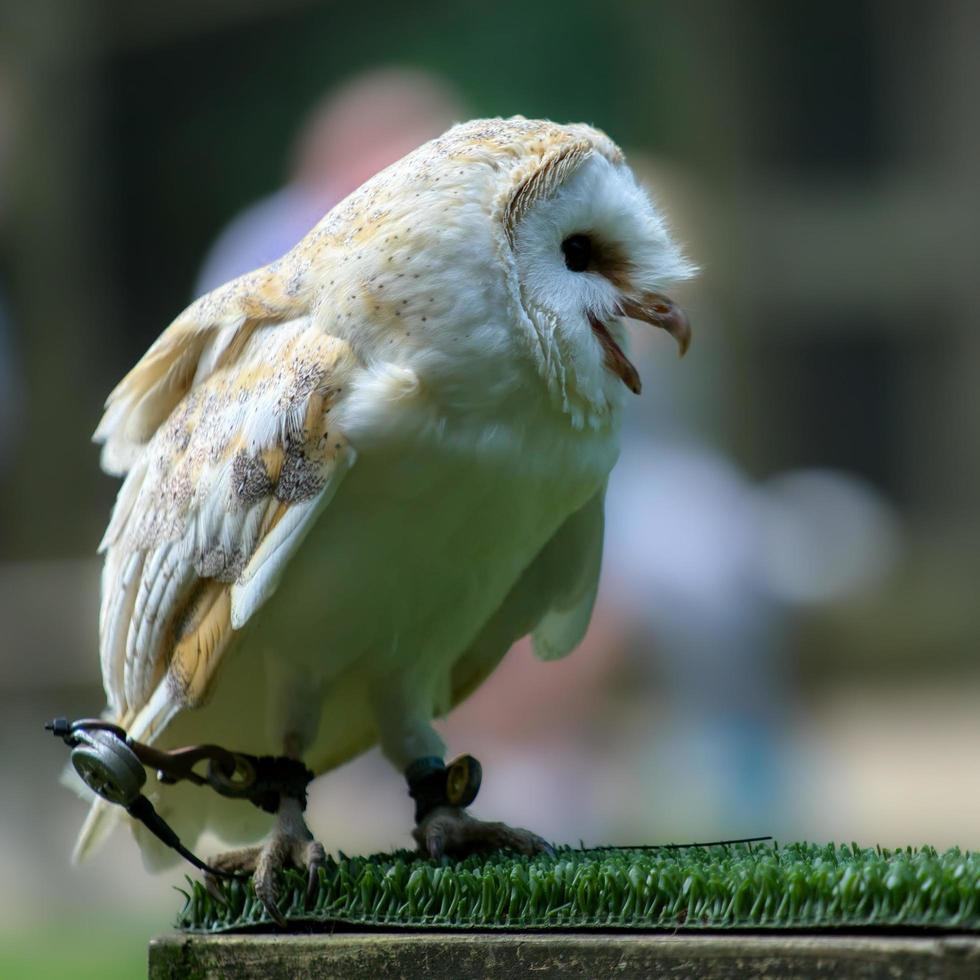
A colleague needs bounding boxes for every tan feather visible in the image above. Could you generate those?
[169,583,233,707]
[94,264,310,475]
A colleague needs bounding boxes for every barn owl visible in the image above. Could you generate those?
[74,117,694,917]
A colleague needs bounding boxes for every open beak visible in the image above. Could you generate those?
[588,312,643,395]
[587,291,691,397]
[618,292,692,358]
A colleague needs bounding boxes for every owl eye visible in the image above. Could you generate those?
[561,234,592,272]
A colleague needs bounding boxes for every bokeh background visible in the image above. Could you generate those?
[1,0,978,975]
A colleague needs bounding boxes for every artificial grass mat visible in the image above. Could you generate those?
[177,842,980,933]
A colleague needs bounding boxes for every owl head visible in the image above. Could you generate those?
[485,118,696,425]
[302,117,694,429]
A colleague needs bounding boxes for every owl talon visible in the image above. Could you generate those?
[413,805,553,859]
[203,871,231,908]
[254,868,286,928]
[305,840,326,900]
[426,827,447,860]
[207,798,323,926]
[204,843,260,907]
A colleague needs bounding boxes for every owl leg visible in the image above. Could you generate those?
[205,737,325,925]
[375,695,553,859]
[405,755,554,859]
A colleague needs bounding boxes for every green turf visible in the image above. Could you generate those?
[177,842,980,933]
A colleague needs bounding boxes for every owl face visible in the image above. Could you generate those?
[509,149,694,420]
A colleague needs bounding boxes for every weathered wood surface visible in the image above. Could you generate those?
[149,932,980,979]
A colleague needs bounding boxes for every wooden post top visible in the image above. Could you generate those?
[150,931,980,979]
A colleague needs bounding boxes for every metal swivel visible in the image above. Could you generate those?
[70,728,146,807]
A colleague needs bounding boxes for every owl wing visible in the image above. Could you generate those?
[95,262,315,476]
[94,267,359,746]
[529,487,605,662]
[449,488,606,706]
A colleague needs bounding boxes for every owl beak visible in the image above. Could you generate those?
[588,312,642,395]
[617,292,692,358]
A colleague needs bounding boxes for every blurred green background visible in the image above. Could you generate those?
[1,0,978,976]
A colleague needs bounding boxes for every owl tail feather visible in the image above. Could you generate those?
[72,796,119,865]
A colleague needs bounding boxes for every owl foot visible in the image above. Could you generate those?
[204,797,324,926]
[413,805,555,860]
